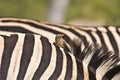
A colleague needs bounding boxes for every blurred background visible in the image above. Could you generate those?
[0,0,120,25]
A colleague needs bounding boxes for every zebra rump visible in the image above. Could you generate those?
[71,38,120,80]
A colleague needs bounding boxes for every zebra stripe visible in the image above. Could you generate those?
[73,43,120,80]
[0,17,120,56]
[0,33,119,80]
[0,33,78,80]
[103,64,120,80]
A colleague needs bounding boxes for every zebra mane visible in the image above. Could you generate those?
[71,39,120,80]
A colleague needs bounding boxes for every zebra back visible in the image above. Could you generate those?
[0,17,120,56]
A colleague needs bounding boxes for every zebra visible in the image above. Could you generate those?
[0,17,120,57]
[0,33,119,80]
[71,39,120,80]
[0,33,80,80]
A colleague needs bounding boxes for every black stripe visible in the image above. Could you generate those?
[17,34,34,80]
[96,30,108,49]
[106,27,119,53]
[88,69,95,80]
[32,36,52,80]
[0,35,18,80]
[85,30,97,43]
[49,43,63,79]
[76,60,84,80]
[64,52,72,80]
[102,65,120,80]
[0,26,36,34]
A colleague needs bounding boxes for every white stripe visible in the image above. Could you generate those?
[0,36,4,67]
[91,31,102,45]
[97,26,107,32]
[57,48,67,79]
[24,35,42,80]
[69,52,77,80]
[76,26,97,32]
[101,32,114,51]
[40,21,70,28]
[109,26,120,55]
[7,34,25,80]
[40,42,57,80]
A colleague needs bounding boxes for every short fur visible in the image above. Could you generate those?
[71,39,120,80]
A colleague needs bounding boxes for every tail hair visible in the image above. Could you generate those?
[71,39,120,80]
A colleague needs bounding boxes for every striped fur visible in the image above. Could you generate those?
[0,17,120,80]
[72,40,120,80]
[0,33,78,80]
[0,17,120,57]
[0,33,119,80]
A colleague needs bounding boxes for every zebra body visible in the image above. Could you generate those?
[0,33,78,80]
[0,33,119,80]
[0,17,120,80]
[0,17,120,56]
[72,41,120,80]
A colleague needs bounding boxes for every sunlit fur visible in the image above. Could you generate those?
[0,17,120,79]
[0,33,78,80]
[71,39,120,80]
[0,17,120,56]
